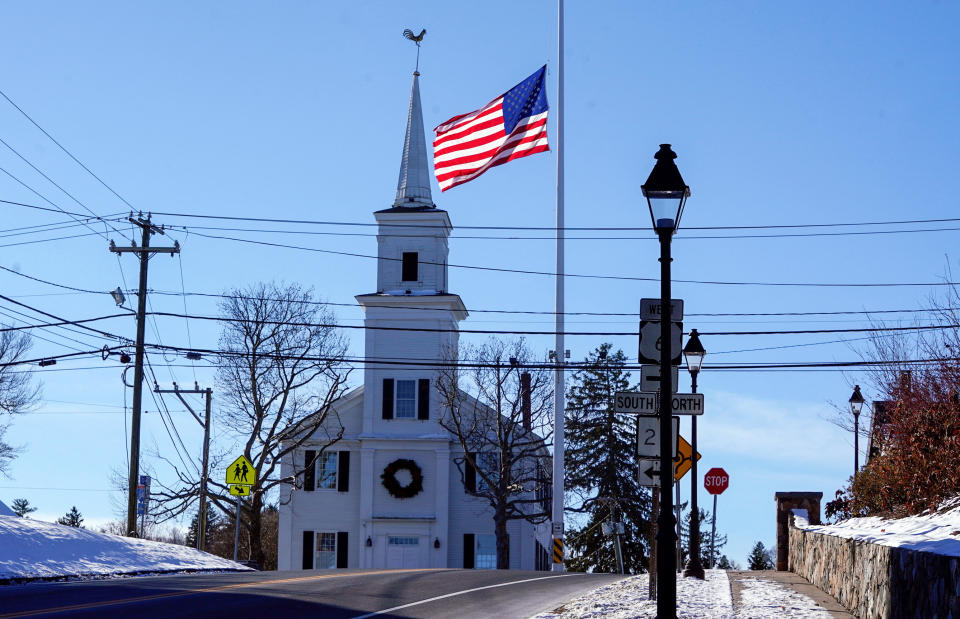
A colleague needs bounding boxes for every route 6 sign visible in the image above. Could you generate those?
[638,320,682,365]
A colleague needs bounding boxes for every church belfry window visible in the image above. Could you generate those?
[402,252,419,282]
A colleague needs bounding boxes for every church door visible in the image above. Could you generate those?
[385,535,422,568]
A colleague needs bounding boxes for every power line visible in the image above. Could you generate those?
[0,87,138,212]
[149,208,960,232]
[182,230,960,288]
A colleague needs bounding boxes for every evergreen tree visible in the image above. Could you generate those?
[186,503,220,550]
[677,502,727,567]
[57,506,84,528]
[565,344,651,573]
[747,541,774,570]
[10,498,36,518]
[716,554,740,570]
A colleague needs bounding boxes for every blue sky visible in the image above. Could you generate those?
[1,1,959,567]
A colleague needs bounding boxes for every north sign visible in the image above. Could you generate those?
[636,415,680,459]
[614,391,704,416]
[638,320,683,365]
[640,365,679,393]
[640,298,684,322]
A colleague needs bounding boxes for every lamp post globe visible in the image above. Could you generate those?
[642,144,690,232]
[849,385,865,475]
[643,143,690,616]
[682,329,706,579]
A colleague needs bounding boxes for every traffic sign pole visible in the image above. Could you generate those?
[657,228,676,613]
[684,370,705,579]
[233,494,241,562]
[703,467,730,568]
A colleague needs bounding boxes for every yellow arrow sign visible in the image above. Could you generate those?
[229,484,250,497]
[226,455,256,486]
[673,435,701,482]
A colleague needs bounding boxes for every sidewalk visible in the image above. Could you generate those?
[727,570,854,618]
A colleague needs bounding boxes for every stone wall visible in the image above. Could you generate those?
[787,513,960,618]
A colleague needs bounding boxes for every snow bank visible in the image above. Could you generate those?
[0,515,251,581]
[794,500,960,557]
[531,570,833,618]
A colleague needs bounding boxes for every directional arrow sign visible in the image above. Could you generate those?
[638,460,661,487]
[229,484,250,497]
[614,392,704,415]
[673,435,702,482]
[640,365,679,393]
[636,415,680,459]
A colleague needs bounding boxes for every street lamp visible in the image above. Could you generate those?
[642,143,690,616]
[849,385,865,475]
[682,329,706,578]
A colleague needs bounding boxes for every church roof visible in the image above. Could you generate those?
[392,72,435,209]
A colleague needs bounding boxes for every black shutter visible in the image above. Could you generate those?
[463,533,475,569]
[382,379,394,419]
[304,450,316,491]
[338,451,350,492]
[336,532,349,568]
[417,378,430,420]
[465,452,477,494]
[302,530,314,569]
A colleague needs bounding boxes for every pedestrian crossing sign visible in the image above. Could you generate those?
[226,455,256,486]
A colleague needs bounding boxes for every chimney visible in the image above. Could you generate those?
[521,372,532,431]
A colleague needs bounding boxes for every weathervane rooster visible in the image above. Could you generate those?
[403,28,426,73]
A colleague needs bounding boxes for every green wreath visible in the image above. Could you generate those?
[381,458,424,499]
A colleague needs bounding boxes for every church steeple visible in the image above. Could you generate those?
[393,72,434,208]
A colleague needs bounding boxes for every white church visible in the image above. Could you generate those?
[277,71,553,571]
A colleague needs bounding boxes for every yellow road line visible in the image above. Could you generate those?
[1,569,434,618]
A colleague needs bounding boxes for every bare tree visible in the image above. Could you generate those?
[436,338,553,569]
[152,282,351,567]
[0,329,41,476]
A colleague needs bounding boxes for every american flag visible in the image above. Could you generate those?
[433,66,549,192]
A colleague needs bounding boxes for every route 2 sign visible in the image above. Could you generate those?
[636,415,680,459]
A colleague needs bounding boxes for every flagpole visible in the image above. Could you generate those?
[551,0,566,573]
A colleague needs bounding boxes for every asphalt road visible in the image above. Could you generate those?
[0,569,624,618]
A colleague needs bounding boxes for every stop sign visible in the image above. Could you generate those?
[704,467,729,495]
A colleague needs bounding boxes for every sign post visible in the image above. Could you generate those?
[704,467,729,567]
[225,455,257,562]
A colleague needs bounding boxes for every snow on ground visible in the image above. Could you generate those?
[531,570,831,619]
[734,577,831,618]
[0,515,251,581]
[794,499,960,556]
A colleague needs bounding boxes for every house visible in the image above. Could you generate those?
[277,70,552,571]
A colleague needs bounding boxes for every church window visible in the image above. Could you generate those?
[475,534,497,569]
[396,380,417,418]
[315,532,337,569]
[317,451,338,489]
[402,252,419,282]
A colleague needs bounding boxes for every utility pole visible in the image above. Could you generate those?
[154,382,212,551]
[111,213,179,537]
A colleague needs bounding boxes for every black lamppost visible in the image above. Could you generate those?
[849,385,864,475]
[682,329,706,579]
[642,144,690,617]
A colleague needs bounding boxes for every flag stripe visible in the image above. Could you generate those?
[435,117,548,179]
[432,66,549,192]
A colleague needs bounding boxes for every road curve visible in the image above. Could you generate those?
[0,569,625,618]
